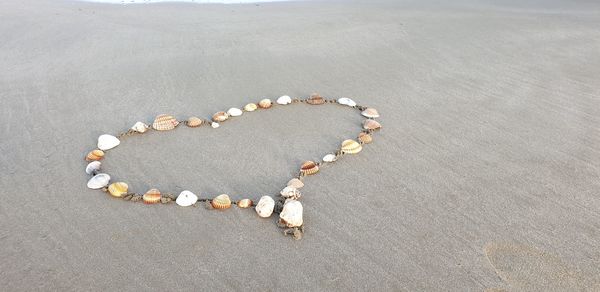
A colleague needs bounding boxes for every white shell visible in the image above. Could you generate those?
[338,97,356,107]
[131,121,149,133]
[277,95,292,105]
[280,186,301,200]
[85,161,101,175]
[97,134,120,151]
[280,200,303,227]
[323,154,337,163]
[211,122,220,128]
[176,190,198,207]
[87,173,110,189]
[255,196,275,218]
[227,108,243,117]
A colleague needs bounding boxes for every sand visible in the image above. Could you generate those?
[1,0,600,290]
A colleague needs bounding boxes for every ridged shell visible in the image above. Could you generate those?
[255,196,275,218]
[97,134,120,151]
[108,182,128,198]
[212,111,229,122]
[176,190,198,207]
[85,161,101,175]
[361,108,380,118]
[341,139,362,154]
[277,95,292,105]
[323,154,337,163]
[363,119,382,130]
[258,99,272,109]
[279,200,303,228]
[87,173,110,189]
[143,188,161,204]
[280,186,301,200]
[244,103,258,112]
[358,132,373,144]
[227,108,243,117]
[307,93,325,105]
[300,161,319,175]
[337,97,356,107]
[85,149,104,161]
[237,199,253,208]
[187,116,203,127]
[152,114,179,131]
[287,178,304,189]
[211,194,231,209]
[131,121,149,133]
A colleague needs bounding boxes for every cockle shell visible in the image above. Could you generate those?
[176,190,198,207]
[212,111,229,122]
[85,161,101,175]
[152,114,179,131]
[358,132,373,144]
[300,161,319,175]
[258,99,272,109]
[255,196,275,218]
[227,108,243,117]
[323,153,337,163]
[131,121,149,133]
[361,108,380,118]
[143,188,161,204]
[279,200,303,228]
[338,97,356,107]
[85,149,104,161]
[108,182,128,198]
[244,103,258,112]
[280,186,301,200]
[211,194,232,209]
[97,134,120,151]
[211,122,220,129]
[341,139,362,154]
[187,116,203,127]
[237,199,253,208]
[363,119,382,130]
[277,95,292,105]
[87,173,110,189]
[307,93,325,105]
[287,178,304,189]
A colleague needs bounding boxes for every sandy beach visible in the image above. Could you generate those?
[1,0,599,290]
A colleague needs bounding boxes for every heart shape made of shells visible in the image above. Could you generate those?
[85,93,381,240]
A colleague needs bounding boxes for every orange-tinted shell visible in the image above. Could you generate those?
[361,108,380,119]
[358,132,373,144]
[152,114,179,131]
[143,188,162,204]
[258,99,272,109]
[212,111,229,122]
[85,149,105,161]
[300,161,319,175]
[306,93,325,105]
[187,116,203,127]
[237,199,253,208]
[211,194,232,209]
[363,119,382,130]
[108,182,128,198]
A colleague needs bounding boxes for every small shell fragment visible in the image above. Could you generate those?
[143,188,161,204]
[211,194,232,209]
[338,97,356,107]
[358,132,373,144]
[341,139,362,154]
[227,108,243,117]
[108,182,128,198]
[187,117,203,127]
[87,173,110,189]
[258,99,272,109]
[211,122,220,129]
[300,161,319,175]
[152,114,179,131]
[323,154,337,163]
[280,186,301,200]
[255,196,275,218]
[363,119,382,130]
[361,108,380,119]
[279,200,303,228]
[97,134,120,151]
[306,93,325,105]
[85,149,104,162]
[276,95,292,105]
[287,178,304,189]
[237,199,253,208]
[244,103,258,112]
[85,161,101,175]
[176,190,198,207]
[131,121,149,133]
[212,111,229,122]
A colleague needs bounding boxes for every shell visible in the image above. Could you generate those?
[143,188,161,204]
[363,119,382,130]
[358,132,373,144]
[85,161,101,175]
[287,178,304,189]
[258,99,272,109]
[108,182,128,198]
[237,199,253,208]
[227,108,243,117]
[211,122,220,129]
[152,114,179,131]
[255,196,275,218]
[300,161,319,175]
[87,173,110,189]
[85,149,104,161]
[97,134,120,151]
[131,121,149,133]
[279,200,303,228]
[244,103,258,112]
[307,93,325,105]
[280,186,301,200]
[211,194,232,209]
[361,108,380,118]
[323,153,337,163]
[176,190,198,207]
[341,139,362,154]
[338,97,356,107]
[187,117,203,127]
[212,111,229,122]
[277,95,292,105]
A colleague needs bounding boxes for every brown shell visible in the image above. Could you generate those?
[237,199,253,208]
[306,93,325,105]
[152,114,179,131]
[361,108,380,118]
[358,132,373,144]
[363,119,382,130]
[85,149,105,161]
[258,99,272,109]
[187,116,203,127]
[143,188,161,204]
[211,194,232,209]
[300,161,319,175]
[212,111,229,122]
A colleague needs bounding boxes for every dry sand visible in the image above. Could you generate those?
[1,0,600,290]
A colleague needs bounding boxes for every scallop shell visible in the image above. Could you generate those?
[337,97,356,107]
[187,116,203,127]
[212,111,229,122]
[85,149,104,161]
[280,186,301,200]
[143,188,161,204]
[237,199,253,208]
[97,134,120,151]
[244,103,258,112]
[255,196,275,218]
[211,194,232,209]
[363,119,382,130]
[341,139,362,154]
[277,95,292,105]
[300,161,319,175]
[131,121,149,133]
[176,190,198,207]
[358,132,373,144]
[361,108,380,118]
[108,182,128,198]
[287,178,304,189]
[227,108,243,117]
[258,99,272,109]
[307,93,325,105]
[323,154,337,163]
[211,122,220,129]
[152,114,179,131]
[85,161,101,175]
[279,200,303,228]
[87,173,110,189]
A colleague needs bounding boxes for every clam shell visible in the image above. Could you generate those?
[131,121,149,133]
[227,108,243,117]
[176,190,198,207]
[152,114,179,131]
[323,153,337,163]
[85,149,104,161]
[143,188,161,204]
[277,95,292,105]
[358,132,373,144]
[244,103,258,112]
[280,186,301,200]
[108,182,128,198]
[211,194,232,209]
[341,139,362,154]
[255,196,275,218]
[237,198,253,208]
[187,117,203,127]
[363,119,382,130]
[85,161,101,175]
[300,161,319,175]
[287,178,304,189]
[337,97,356,107]
[307,93,325,105]
[87,173,110,189]
[211,122,220,128]
[212,111,229,122]
[258,99,272,109]
[361,108,380,118]
[97,134,120,151]
[279,200,303,228]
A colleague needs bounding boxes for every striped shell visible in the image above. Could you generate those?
[143,188,162,204]
[211,194,232,209]
[287,178,304,189]
[300,161,319,175]
[258,99,272,109]
[108,182,128,198]
[152,114,179,131]
[244,103,258,112]
[187,116,203,127]
[363,119,382,130]
[358,132,373,144]
[212,111,229,122]
[85,149,104,161]
[361,108,380,119]
[341,139,362,154]
[237,199,253,208]
[306,93,325,105]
